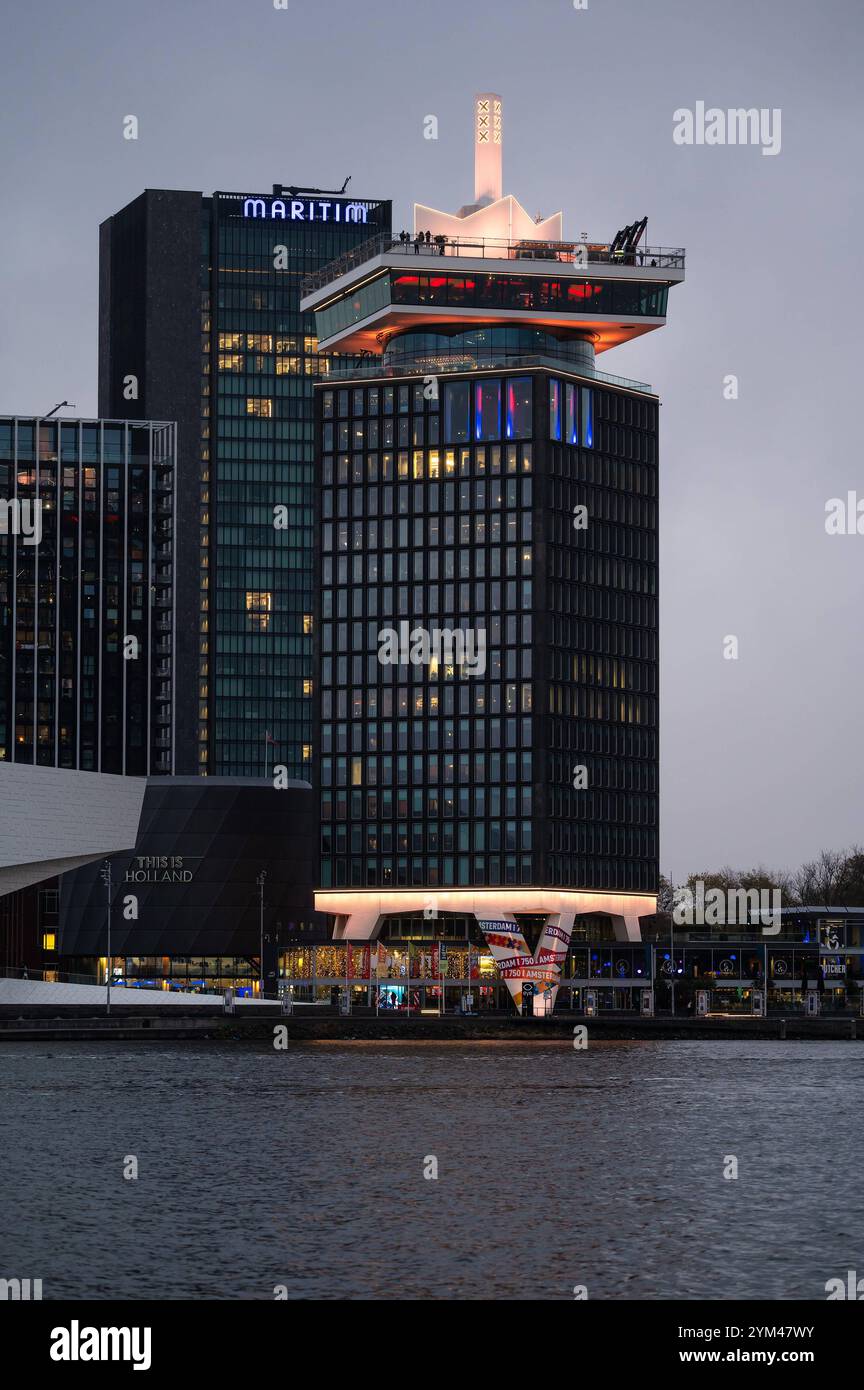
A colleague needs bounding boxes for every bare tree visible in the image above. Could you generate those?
[792,849,849,906]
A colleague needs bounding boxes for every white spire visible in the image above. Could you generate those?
[474,93,502,207]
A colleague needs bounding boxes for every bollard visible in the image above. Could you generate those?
[779,1018,786,1040]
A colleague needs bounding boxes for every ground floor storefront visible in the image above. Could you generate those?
[277,939,864,1015]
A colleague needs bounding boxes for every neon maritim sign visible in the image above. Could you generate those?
[243,197,372,223]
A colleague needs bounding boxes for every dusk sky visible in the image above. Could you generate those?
[2,0,861,882]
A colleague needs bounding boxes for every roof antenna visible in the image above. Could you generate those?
[43,401,75,419]
[339,175,351,194]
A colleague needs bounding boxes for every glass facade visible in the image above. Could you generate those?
[0,417,175,772]
[544,380,658,891]
[205,194,391,776]
[313,270,670,343]
[383,326,597,375]
[317,373,534,891]
[315,368,659,895]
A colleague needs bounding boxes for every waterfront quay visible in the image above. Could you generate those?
[1,1000,862,1044]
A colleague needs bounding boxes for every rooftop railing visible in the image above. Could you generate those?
[302,233,686,296]
[324,352,654,395]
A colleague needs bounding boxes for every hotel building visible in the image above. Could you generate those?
[99,186,391,777]
[300,95,685,1009]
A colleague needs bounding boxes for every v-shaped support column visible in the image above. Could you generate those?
[475,911,575,1014]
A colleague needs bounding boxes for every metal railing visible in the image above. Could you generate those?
[0,965,224,995]
[325,352,654,395]
[1,964,101,987]
[302,233,686,296]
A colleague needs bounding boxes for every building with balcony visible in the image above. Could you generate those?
[0,415,176,775]
[300,94,685,1011]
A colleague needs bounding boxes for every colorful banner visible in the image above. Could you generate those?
[477,915,574,1012]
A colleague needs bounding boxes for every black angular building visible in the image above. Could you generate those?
[58,776,324,991]
[99,186,391,778]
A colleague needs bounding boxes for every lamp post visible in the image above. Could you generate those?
[669,907,676,1018]
[100,859,112,1015]
[256,870,267,999]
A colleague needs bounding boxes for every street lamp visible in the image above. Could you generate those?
[99,859,112,1015]
[256,870,267,998]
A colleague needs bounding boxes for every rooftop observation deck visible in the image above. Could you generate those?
[301,233,686,361]
[301,232,686,299]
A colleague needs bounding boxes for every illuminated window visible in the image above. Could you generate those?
[276,337,300,352]
[218,354,243,372]
[564,382,577,445]
[549,380,561,440]
[246,333,273,351]
[246,399,273,418]
[302,744,312,761]
[474,380,501,441]
[581,387,593,447]
[302,614,313,634]
[245,591,272,632]
[218,332,243,350]
[276,356,301,375]
[42,932,56,952]
[506,377,532,440]
[303,679,313,696]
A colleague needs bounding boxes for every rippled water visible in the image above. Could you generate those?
[0,1039,860,1300]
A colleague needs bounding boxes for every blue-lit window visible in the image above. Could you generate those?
[443,381,470,443]
[505,377,532,440]
[581,387,593,447]
[475,380,501,441]
[548,379,561,441]
[564,382,577,445]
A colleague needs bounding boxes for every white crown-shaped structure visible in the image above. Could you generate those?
[413,93,563,251]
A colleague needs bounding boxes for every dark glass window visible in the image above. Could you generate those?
[443,382,470,444]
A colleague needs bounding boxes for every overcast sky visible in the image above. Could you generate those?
[1,0,861,881]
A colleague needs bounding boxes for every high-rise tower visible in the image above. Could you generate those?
[301,98,684,1011]
[0,415,176,774]
[99,186,390,777]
